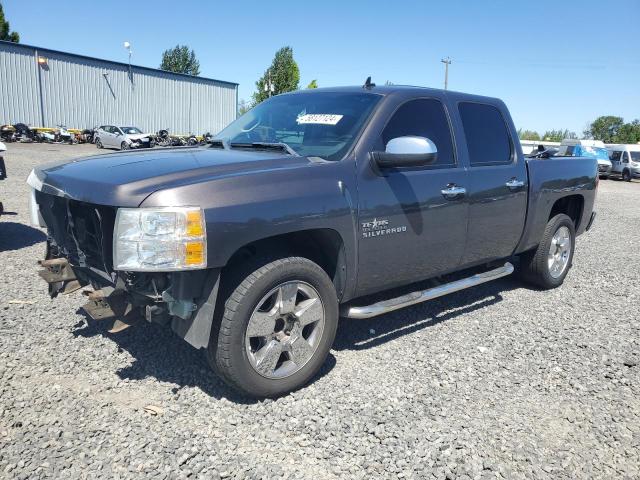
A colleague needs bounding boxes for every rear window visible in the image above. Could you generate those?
[458,102,513,166]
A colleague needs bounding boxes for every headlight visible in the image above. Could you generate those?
[632,162,639,168]
[113,207,206,271]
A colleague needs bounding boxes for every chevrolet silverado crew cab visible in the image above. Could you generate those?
[28,84,597,397]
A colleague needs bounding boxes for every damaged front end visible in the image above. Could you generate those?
[31,182,218,349]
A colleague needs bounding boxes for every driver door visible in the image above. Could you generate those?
[355,97,469,296]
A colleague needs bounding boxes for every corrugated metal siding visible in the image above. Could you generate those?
[0,42,41,125]
[0,42,237,134]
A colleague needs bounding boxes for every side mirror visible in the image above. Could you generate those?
[372,136,438,168]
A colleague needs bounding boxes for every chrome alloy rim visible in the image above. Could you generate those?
[245,281,325,379]
[548,226,571,279]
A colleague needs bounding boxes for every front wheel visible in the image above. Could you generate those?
[121,141,130,151]
[95,138,103,149]
[520,213,575,289]
[623,169,632,182]
[207,257,338,397]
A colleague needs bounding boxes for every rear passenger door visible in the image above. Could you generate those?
[456,102,528,267]
[102,126,115,147]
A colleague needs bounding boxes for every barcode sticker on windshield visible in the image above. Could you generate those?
[296,114,343,125]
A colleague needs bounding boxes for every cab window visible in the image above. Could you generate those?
[458,102,513,166]
[380,98,456,168]
[609,150,621,161]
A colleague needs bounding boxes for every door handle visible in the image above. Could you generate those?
[505,178,525,190]
[441,184,466,199]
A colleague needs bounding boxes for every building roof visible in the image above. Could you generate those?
[0,40,238,87]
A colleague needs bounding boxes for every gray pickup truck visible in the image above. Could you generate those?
[28,84,597,397]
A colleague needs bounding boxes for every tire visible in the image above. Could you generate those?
[121,141,130,151]
[207,256,338,398]
[520,213,575,289]
[623,169,631,182]
[95,138,103,149]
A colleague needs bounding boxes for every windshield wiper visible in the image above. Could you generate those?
[229,142,299,156]
[208,138,229,150]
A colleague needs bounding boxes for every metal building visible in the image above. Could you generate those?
[0,40,238,135]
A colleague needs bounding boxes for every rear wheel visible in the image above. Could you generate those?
[207,257,338,397]
[520,214,575,289]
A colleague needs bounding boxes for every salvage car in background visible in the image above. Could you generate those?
[558,139,612,178]
[95,126,154,150]
[606,144,640,182]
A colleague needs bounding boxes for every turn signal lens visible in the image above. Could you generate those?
[185,241,205,266]
[186,210,204,237]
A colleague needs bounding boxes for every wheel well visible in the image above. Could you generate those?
[549,195,583,229]
[224,229,347,299]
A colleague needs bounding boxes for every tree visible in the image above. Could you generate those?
[160,45,200,76]
[306,79,318,89]
[0,3,19,42]
[542,129,577,142]
[518,129,541,141]
[238,99,252,116]
[253,46,300,104]
[583,116,624,143]
[616,120,640,144]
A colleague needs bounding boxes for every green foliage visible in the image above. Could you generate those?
[306,79,318,89]
[0,3,19,42]
[517,129,541,141]
[253,47,300,104]
[583,116,624,143]
[584,116,640,144]
[616,120,640,144]
[542,129,577,142]
[160,45,200,76]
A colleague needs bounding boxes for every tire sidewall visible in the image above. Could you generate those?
[218,259,338,397]
[540,214,576,288]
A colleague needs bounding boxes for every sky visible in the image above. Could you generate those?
[4,0,639,135]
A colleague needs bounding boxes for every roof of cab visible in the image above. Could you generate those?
[280,84,504,104]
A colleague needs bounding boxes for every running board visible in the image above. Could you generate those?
[342,262,514,319]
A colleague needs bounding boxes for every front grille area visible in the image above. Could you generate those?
[35,191,117,275]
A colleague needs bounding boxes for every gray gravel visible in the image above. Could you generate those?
[1,143,639,479]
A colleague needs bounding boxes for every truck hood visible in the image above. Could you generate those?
[30,147,316,207]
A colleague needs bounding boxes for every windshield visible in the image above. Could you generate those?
[121,127,142,134]
[631,151,640,161]
[214,92,381,160]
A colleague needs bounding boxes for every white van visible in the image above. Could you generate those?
[558,139,613,178]
[605,144,640,182]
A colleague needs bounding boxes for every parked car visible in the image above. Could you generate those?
[0,141,6,214]
[28,85,597,397]
[95,126,154,150]
[606,144,640,182]
[558,139,612,178]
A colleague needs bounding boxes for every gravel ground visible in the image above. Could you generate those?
[1,143,639,480]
